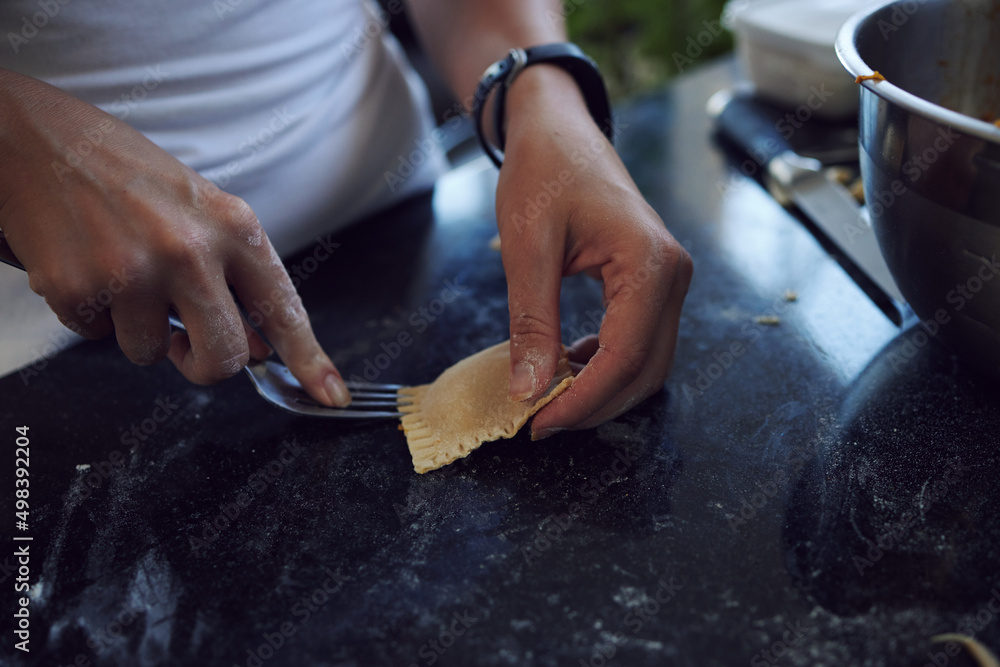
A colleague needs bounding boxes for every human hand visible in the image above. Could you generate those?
[495,66,692,436]
[0,70,350,406]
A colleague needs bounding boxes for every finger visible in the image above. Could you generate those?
[533,317,662,436]
[532,243,692,434]
[501,231,564,403]
[109,296,172,366]
[229,241,349,408]
[166,329,193,374]
[566,334,600,365]
[35,278,115,341]
[55,310,112,341]
[241,316,273,361]
[166,281,250,384]
[567,333,599,374]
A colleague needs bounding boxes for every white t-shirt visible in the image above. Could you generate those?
[0,0,447,255]
[0,0,449,378]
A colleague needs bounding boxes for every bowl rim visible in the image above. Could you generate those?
[835,0,1000,144]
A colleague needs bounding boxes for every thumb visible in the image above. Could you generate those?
[503,240,563,403]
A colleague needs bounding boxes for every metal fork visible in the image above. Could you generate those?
[238,349,409,419]
[166,315,408,418]
[0,237,407,418]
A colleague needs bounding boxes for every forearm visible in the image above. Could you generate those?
[403,0,568,108]
[405,2,692,432]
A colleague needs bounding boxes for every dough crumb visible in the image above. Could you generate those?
[488,234,502,252]
[855,71,886,84]
[783,290,798,302]
[75,464,91,472]
[849,177,866,203]
[828,167,853,186]
[754,315,781,326]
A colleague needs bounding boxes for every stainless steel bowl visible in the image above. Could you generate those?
[837,0,1000,381]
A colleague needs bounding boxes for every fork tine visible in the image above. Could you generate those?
[350,391,406,400]
[326,411,403,418]
[281,395,405,417]
[287,402,410,410]
[242,360,413,418]
[349,402,412,409]
[284,405,404,418]
[345,381,406,391]
[347,400,405,408]
[350,399,409,408]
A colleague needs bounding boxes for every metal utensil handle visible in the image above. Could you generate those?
[712,92,796,169]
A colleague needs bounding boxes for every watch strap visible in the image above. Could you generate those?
[472,43,614,168]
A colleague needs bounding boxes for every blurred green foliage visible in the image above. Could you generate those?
[563,0,733,98]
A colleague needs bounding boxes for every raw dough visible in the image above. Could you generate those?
[398,340,574,474]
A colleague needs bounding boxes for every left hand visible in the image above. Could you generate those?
[494,66,693,437]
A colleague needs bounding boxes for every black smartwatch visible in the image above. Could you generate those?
[471,42,614,168]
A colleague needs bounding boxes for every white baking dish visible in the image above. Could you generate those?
[726,0,879,119]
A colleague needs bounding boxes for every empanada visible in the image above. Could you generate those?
[398,340,574,473]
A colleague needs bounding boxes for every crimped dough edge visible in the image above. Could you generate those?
[397,342,574,474]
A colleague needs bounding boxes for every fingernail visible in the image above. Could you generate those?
[509,360,536,402]
[325,374,351,408]
[532,427,566,441]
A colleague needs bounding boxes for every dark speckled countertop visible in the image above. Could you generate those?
[3,59,1000,667]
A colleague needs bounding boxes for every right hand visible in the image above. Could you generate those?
[0,69,350,407]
